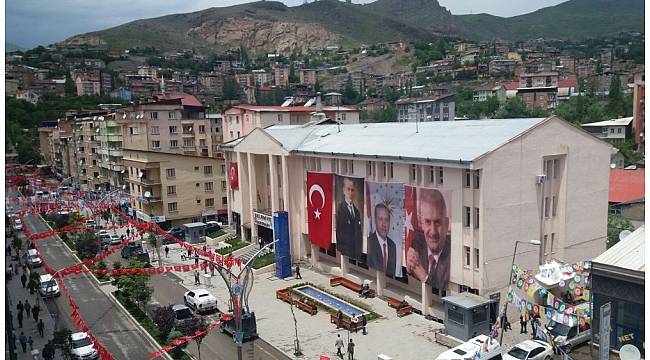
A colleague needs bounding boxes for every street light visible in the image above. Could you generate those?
[499,239,541,346]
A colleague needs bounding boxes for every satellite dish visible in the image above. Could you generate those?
[610,163,617,169]
[619,229,633,242]
[98,116,104,121]
[120,170,125,174]
[619,345,641,360]
[122,113,127,119]
[144,191,151,198]
[95,128,100,133]
[93,116,98,120]
[138,172,144,178]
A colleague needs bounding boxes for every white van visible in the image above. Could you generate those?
[436,335,503,360]
[39,274,60,298]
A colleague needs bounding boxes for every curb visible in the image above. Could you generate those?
[34,212,173,360]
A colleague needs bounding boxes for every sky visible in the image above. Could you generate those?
[6,0,567,48]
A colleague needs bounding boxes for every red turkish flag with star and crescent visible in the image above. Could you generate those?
[307,172,334,249]
[229,162,239,190]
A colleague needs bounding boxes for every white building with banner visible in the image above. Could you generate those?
[222,116,613,316]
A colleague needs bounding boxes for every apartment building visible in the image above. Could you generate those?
[97,113,125,189]
[632,70,645,150]
[299,69,317,86]
[75,74,101,96]
[69,112,106,190]
[222,116,613,316]
[581,117,633,145]
[198,73,225,97]
[118,93,227,226]
[222,103,360,142]
[252,70,271,86]
[517,72,559,111]
[395,94,456,122]
[273,66,290,87]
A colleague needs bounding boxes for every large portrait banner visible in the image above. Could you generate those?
[335,175,364,260]
[365,181,404,277]
[404,186,452,291]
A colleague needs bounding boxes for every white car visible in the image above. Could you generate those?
[13,219,23,231]
[107,234,122,245]
[39,274,60,298]
[436,334,502,360]
[70,332,98,360]
[184,289,218,314]
[26,249,43,268]
[504,340,553,360]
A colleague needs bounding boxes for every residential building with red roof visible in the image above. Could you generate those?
[609,168,645,204]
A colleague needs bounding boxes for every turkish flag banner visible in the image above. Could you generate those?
[307,172,334,249]
[229,162,239,190]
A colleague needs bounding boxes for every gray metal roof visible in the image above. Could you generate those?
[442,292,493,309]
[265,118,547,163]
[593,225,645,272]
[183,222,206,228]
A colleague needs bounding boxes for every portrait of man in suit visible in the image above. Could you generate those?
[335,176,363,260]
[406,188,450,291]
[367,203,397,276]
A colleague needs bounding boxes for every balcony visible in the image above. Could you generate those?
[182,131,195,137]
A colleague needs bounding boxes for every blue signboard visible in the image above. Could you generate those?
[273,211,292,278]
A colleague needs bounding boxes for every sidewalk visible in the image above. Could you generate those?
[6,250,57,359]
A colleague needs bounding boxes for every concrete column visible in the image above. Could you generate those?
[247,152,257,241]
[310,244,319,267]
[281,155,295,258]
[341,255,348,275]
[268,154,278,212]
[226,153,233,225]
[421,282,430,316]
[237,152,246,238]
[376,270,385,296]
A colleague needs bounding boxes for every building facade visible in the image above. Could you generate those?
[581,117,633,145]
[396,94,456,122]
[223,117,612,316]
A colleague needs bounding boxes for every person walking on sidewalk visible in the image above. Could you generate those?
[194,270,200,285]
[21,272,27,287]
[28,335,34,350]
[24,300,31,317]
[17,309,24,328]
[520,311,529,334]
[295,264,302,279]
[17,300,24,316]
[19,332,28,352]
[37,319,44,337]
[347,339,355,360]
[32,304,40,323]
[164,246,169,258]
[335,334,344,358]
[361,314,367,335]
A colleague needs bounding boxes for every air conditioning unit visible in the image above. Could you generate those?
[536,174,547,185]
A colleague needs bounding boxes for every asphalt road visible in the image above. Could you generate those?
[10,194,160,360]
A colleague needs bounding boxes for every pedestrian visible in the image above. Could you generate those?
[6,244,11,256]
[22,263,28,274]
[335,334,344,358]
[258,237,263,250]
[202,245,207,253]
[24,300,31,316]
[21,273,27,288]
[17,310,24,328]
[335,309,343,329]
[203,259,208,274]
[37,319,44,337]
[126,228,130,237]
[194,270,200,285]
[187,248,192,258]
[361,314,367,335]
[32,304,40,322]
[17,300,24,316]
[19,332,28,353]
[14,259,19,275]
[520,311,528,334]
[194,254,199,265]
[164,246,169,258]
[28,335,34,350]
[7,264,14,280]
[42,341,54,360]
[295,264,302,279]
[347,338,355,360]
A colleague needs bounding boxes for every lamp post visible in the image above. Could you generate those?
[499,239,541,346]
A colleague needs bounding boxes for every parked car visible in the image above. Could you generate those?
[205,221,222,235]
[39,274,61,298]
[219,311,257,341]
[70,332,99,360]
[172,304,197,326]
[546,320,591,353]
[165,227,185,244]
[106,234,122,245]
[13,218,23,231]
[504,340,553,360]
[436,335,502,360]
[84,219,97,229]
[183,289,218,314]
[120,241,151,264]
[25,249,43,268]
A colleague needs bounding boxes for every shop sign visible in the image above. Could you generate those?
[253,212,273,230]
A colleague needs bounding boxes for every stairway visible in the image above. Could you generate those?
[238,247,272,264]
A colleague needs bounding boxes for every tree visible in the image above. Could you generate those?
[151,305,176,341]
[116,259,153,310]
[222,78,240,100]
[52,328,73,360]
[147,231,161,264]
[495,97,531,118]
[605,75,625,117]
[607,211,634,248]
[75,232,99,260]
[342,75,361,105]
[176,316,209,360]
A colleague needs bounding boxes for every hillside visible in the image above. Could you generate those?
[61,0,645,53]
[458,0,645,41]
[6,42,27,53]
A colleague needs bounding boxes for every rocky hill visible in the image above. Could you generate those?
[61,0,644,53]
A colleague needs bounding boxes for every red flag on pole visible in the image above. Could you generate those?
[229,162,239,190]
[306,172,334,249]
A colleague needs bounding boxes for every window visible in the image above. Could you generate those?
[230,131,233,138]
[170,140,178,148]
[198,125,205,134]
[553,159,560,179]
[183,139,194,147]
[168,111,177,119]
[388,162,394,178]
[151,141,160,149]
[544,196,550,217]
[277,114,283,122]
[129,127,139,135]
[473,170,480,189]
[194,166,200,171]
[545,159,553,178]
[552,196,558,216]
[349,160,354,174]
[199,139,206,147]
[166,168,176,178]
[447,308,464,325]
[204,166,213,175]
[222,196,228,205]
[150,112,158,119]
[169,126,178,134]
[204,182,213,191]
[464,207,471,227]
[550,233,555,255]
[429,166,435,183]
[617,127,622,134]
[237,131,240,138]
[167,202,177,212]
[382,162,387,177]
[221,181,227,191]
[474,249,479,269]
[206,198,215,207]
[474,208,479,229]
[464,246,471,267]
[410,164,417,182]
[167,185,176,195]
[151,126,159,135]
[438,167,444,185]
[220,164,226,175]
[610,127,615,134]
[235,116,239,124]
[464,169,471,188]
